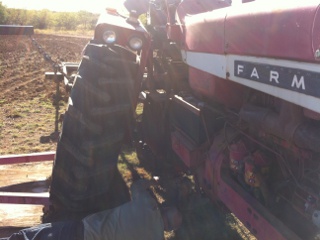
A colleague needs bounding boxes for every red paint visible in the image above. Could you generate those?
[0,152,53,206]
[171,131,203,168]
[189,67,245,109]
[312,5,320,59]
[183,2,320,111]
[175,1,320,75]
[184,8,226,53]
[206,139,301,240]
[304,108,320,120]
[182,2,320,60]
[193,130,302,239]
[0,192,49,206]
[225,2,319,62]
[176,0,230,25]
[166,24,182,43]
[217,174,300,240]
[0,152,55,165]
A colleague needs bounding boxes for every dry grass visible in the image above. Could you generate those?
[0,95,64,155]
[35,29,94,38]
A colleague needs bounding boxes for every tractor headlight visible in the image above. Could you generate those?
[103,30,116,44]
[128,36,143,51]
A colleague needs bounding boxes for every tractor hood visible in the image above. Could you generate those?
[123,0,149,16]
[96,9,145,32]
[184,0,320,62]
[183,0,320,114]
[94,7,149,46]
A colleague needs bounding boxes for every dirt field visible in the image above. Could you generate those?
[0,34,254,239]
[0,34,89,155]
[0,34,89,238]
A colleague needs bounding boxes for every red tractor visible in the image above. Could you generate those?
[123,0,320,239]
[2,0,320,239]
[48,0,320,239]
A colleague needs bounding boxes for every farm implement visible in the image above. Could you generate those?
[0,152,54,205]
[2,0,320,239]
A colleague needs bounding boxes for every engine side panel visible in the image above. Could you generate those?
[225,1,319,62]
[189,67,245,109]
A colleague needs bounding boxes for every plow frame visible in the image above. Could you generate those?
[0,152,55,206]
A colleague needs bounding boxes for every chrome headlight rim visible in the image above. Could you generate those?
[102,30,116,44]
[128,36,143,51]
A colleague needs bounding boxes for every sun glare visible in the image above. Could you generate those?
[1,0,123,13]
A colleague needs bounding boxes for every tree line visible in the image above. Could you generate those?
[0,2,99,30]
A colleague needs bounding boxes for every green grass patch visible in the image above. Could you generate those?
[28,123,41,128]
[0,99,6,106]
[6,110,24,119]
[12,134,19,139]
[121,148,139,165]
[15,123,25,130]
[135,103,144,116]
[32,109,42,113]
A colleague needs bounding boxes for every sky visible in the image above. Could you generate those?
[1,0,124,13]
[1,0,246,13]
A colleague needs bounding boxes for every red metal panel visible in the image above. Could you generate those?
[184,8,227,53]
[171,131,200,168]
[225,2,319,62]
[0,192,49,206]
[0,152,55,165]
[205,139,301,240]
[218,170,301,240]
[166,24,182,42]
[176,0,230,25]
[304,108,320,120]
[312,5,320,60]
[189,67,245,109]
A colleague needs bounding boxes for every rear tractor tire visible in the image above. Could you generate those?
[43,42,138,222]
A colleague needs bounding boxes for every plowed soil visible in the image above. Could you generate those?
[0,34,254,239]
[0,34,89,155]
[0,34,89,238]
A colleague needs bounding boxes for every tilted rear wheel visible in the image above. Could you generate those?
[43,42,138,222]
